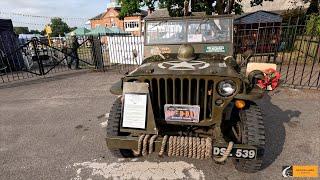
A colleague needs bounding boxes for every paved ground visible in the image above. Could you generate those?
[0,70,319,180]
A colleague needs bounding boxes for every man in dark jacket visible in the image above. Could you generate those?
[67,32,80,69]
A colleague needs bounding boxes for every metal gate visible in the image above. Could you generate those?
[234,17,320,89]
[0,35,103,84]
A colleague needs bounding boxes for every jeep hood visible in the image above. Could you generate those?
[127,54,241,78]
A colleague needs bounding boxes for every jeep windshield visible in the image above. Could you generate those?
[145,18,232,45]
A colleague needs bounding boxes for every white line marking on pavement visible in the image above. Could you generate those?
[71,160,205,180]
[100,113,109,128]
[100,121,108,128]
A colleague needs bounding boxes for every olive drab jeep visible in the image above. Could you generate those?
[106,12,269,173]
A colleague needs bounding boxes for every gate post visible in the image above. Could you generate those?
[91,35,104,70]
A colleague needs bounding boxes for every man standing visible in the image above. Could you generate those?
[67,32,80,69]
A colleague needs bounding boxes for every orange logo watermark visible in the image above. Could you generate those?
[283,165,319,178]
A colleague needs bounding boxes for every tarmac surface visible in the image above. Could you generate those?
[0,70,319,180]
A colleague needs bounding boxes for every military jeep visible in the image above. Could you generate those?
[106,13,266,173]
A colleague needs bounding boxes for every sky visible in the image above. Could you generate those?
[0,0,111,30]
[0,0,310,30]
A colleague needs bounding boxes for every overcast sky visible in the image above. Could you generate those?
[0,0,310,30]
[0,0,109,18]
[0,0,110,29]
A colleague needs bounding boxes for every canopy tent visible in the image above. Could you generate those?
[109,27,130,35]
[66,27,90,36]
[87,26,114,36]
[87,26,130,36]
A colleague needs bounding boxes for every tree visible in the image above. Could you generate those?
[13,27,29,35]
[143,0,157,12]
[158,0,166,8]
[118,0,159,19]
[29,29,41,34]
[282,7,306,24]
[119,0,313,17]
[69,27,77,32]
[119,0,142,19]
[50,18,71,37]
[306,14,320,35]
[306,0,319,15]
[119,0,266,16]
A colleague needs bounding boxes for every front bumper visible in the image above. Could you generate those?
[106,135,264,158]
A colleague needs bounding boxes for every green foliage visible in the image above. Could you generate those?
[13,27,29,35]
[250,0,264,6]
[233,1,244,15]
[118,0,142,19]
[165,0,185,16]
[158,0,166,8]
[306,14,320,36]
[282,8,306,25]
[118,0,286,17]
[143,0,157,12]
[50,18,71,37]
[69,27,77,32]
[29,29,41,34]
[306,0,319,15]
[163,0,259,16]
[192,0,214,15]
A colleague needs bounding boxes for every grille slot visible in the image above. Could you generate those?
[142,78,214,121]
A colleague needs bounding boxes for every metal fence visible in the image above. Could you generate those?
[234,16,320,89]
[1,16,320,89]
[0,33,142,84]
[0,35,83,83]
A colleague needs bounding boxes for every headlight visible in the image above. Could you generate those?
[217,80,236,97]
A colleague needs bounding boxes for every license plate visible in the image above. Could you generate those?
[213,147,257,159]
[164,104,200,122]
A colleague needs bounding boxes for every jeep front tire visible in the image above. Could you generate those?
[233,102,266,173]
[106,98,134,158]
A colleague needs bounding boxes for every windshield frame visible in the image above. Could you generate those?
[144,16,234,46]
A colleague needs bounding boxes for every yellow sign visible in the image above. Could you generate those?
[45,25,52,34]
[293,165,318,178]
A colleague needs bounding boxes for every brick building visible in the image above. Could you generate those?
[89,0,147,36]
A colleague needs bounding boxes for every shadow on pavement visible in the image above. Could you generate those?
[259,92,301,170]
[0,69,90,89]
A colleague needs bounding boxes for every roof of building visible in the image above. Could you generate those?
[129,10,148,17]
[145,9,211,19]
[234,10,283,24]
[145,8,170,19]
[90,8,147,20]
[90,12,105,20]
[90,7,121,20]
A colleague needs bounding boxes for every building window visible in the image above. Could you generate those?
[124,21,139,31]
[110,18,116,27]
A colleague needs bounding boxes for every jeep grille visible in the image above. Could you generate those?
[131,77,214,121]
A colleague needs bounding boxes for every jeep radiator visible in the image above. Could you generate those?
[135,77,214,120]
